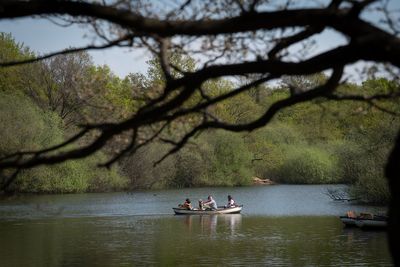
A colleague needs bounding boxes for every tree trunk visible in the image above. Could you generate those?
[385,127,400,266]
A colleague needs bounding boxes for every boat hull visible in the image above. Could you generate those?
[340,214,387,229]
[339,216,357,226]
[355,219,387,228]
[173,205,242,215]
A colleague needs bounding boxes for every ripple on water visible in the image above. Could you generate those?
[0,185,392,266]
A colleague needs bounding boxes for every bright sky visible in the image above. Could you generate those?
[1,18,150,77]
[0,18,347,79]
[0,1,399,79]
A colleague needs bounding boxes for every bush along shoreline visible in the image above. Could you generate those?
[1,33,397,204]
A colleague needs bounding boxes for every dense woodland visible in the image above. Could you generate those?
[1,32,398,203]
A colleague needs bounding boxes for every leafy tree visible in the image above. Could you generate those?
[0,70,127,193]
[200,131,253,186]
[0,32,37,93]
[275,145,340,184]
[120,142,177,189]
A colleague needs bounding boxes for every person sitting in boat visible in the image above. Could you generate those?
[225,195,236,208]
[198,199,204,210]
[201,195,217,210]
[179,198,193,210]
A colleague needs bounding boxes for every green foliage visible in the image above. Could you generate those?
[275,145,340,184]
[147,53,196,84]
[120,142,177,189]
[86,153,128,192]
[0,89,127,194]
[0,92,63,154]
[329,140,363,184]
[12,153,127,194]
[0,92,82,193]
[15,161,89,193]
[351,168,390,204]
[241,76,397,203]
[169,146,206,188]
[1,33,398,204]
[197,131,253,186]
[345,141,392,204]
[0,32,41,97]
[246,123,296,179]
[88,65,138,119]
[281,73,328,92]
[120,131,253,189]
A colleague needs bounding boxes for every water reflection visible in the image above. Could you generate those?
[0,215,392,266]
[220,214,242,236]
[0,185,387,219]
[199,215,217,236]
[0,185,392,266]
[180,214,242,237]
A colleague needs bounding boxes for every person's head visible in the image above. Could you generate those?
[208,195,212,200]
[228,195,232,200]
[186,198,191,203]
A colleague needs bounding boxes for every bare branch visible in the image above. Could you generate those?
[327,91,400,115]
[99,128,138,168]
[0,1,385,37]
[158,38,173,81]
[0,127,90,162]
[348,0,380,17]
[156,67,343,163]
[0,169,21,192]
[268,26,324,60]
[164,75,274,121]
[0,35,134,67]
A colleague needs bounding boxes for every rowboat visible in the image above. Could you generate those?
[339,211,387,229]
[173,205,243,215]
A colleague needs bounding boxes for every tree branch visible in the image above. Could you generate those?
[155,66,343,163]
[0,34,135,67]
[268,26,324,60]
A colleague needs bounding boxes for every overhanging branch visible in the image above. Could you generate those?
[155,66,344,164]
[0,34,135,67]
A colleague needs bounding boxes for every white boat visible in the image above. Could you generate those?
[173,205,243,215]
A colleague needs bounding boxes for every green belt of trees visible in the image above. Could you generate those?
[1,33,397,203]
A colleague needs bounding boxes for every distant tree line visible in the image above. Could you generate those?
[0,32,398,204]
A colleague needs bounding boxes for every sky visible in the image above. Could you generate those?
[0,17,346,79]
[0,1,399,80]
[1,18,150,77]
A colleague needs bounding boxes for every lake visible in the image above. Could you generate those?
[0,185,392,266]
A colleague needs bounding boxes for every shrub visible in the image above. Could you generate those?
[246,123,300,180]
[120,142,177,189]
[15,161,89,193]
[199,130,253,186]
[331,141,364,183]
[0,92,63,154]
[169,146,206,188]
[86,153,128,192]
[348,147,391,204]
[275,145,340,184]
[0,92,127,193]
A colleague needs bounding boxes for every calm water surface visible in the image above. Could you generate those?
[0,185,392,266]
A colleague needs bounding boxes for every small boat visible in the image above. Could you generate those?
[340,211,387,229]
[173,205,243,215]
